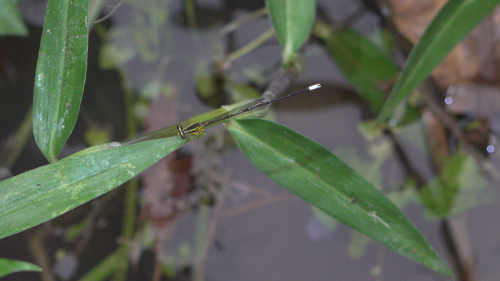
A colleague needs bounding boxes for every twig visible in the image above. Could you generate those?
[220,8,268,35]
[386,130,426,188]
[419,81,478,280]
[441,220,472,281]
[218,28,275,68]
[29,228,56,281]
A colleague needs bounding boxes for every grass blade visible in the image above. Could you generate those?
[266,0,316,65]
[0,137,184,239]
[33,0,89,162]
[314,23,399,113]
[375,0,500,125]
[0,258,41,278]
[227,119,453,277]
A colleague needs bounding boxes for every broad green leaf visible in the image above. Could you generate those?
[0,258,41,277]
[376,0,500,125]
[314,23,399,113]
[0,0,28,36]
[33,0,89,162]
[227,119,452,277]
[266,0,316,66]
[0,136,184,239]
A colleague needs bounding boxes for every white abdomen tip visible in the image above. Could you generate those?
[309,84,321,90]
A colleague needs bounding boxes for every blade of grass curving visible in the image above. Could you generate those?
[0,0,28,36]
[0,258,41,278]
[0,136,185,239]
[227,119,452,277]
[375,0,500,125]
[33,0,89,162]
[314,23,399,113]
[266,0,316,66]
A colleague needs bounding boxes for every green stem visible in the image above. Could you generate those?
[223,28,275,64]
[111,76,138,281]
[192,204,211,281]
[0,106,33,169]
[220,7,267,35]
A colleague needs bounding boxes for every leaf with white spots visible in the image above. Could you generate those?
[0,136,184,239]
[33,0,89,162]
[227,119,453,277]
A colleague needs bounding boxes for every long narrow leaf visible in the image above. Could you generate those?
[0,258,41,278]
[227,119,452,277]
[0,137,184,239]
[314,23,399,113]
[33,0,89,162]
[266,0,316,65]
[376,0,500,124]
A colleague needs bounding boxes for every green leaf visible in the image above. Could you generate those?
[0,136,185,239]
[227,119,452,277]
[0,0,28,36]
[33,0,89,162]
[266,0,316,66]
[0,258,41,277]
[376,0,500,124]
[314,23,399,113]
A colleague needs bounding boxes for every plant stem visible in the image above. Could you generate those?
[112,76,138,281]
[220,28,275,66]
[220,7,267,35]
[0,106,33,169]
